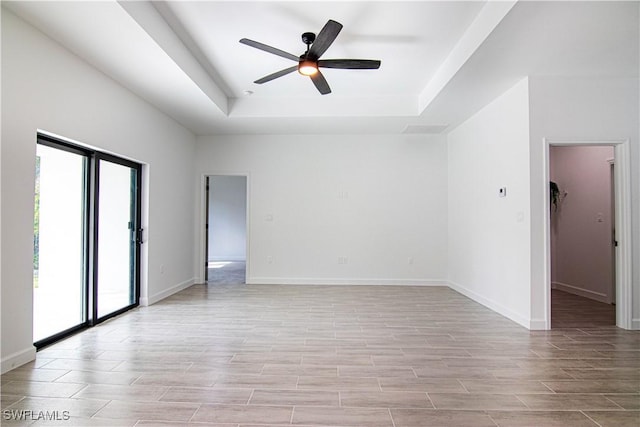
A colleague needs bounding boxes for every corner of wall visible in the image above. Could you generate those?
[1,346,36,374]
[446,77,533,329]
[447,281,532,329]
[141,277,196,306]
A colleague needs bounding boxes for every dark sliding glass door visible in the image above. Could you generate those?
[33,135,142,347]
[95,155,141,321]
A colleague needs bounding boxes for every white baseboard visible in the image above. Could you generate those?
[1,346,37,374]
[552,281,609,304]
[447,281,530,329]
[141,277,196,306]
[528,318,548,330]
[247,277,447,286]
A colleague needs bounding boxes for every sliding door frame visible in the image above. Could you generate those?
[34,135,93,348]
[92,153,142,324]
[34,134,142,348]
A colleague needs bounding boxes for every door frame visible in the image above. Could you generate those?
[543,138,632,329]
[204,176,210,282]
[608,158,616,304]
[200,173,250,283]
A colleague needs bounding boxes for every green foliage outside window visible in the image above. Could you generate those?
[33,156,40,287]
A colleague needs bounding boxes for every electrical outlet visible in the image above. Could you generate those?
[408,257,414,265]
[338,256,348,265]
[267,256,273,264]
[499,187,507,197]
[160,264,165,274]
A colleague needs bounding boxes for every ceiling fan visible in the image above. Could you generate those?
[240,19,381,95]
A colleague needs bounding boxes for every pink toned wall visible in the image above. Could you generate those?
[550,145,615,303]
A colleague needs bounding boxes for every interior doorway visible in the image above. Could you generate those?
[545,139,632,329]
[549,145,616,327]
[205,175,248,285]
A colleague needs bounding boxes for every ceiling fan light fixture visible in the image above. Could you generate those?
[240,19,380,94]
[298,59,318,76]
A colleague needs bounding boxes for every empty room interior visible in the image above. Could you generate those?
[1,1,639,426]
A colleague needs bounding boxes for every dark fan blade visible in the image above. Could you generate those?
[318,59,381,69]
[239,38,299,62]
[308,20,342,59]
[310,70,331,95]
[254,66,298,84]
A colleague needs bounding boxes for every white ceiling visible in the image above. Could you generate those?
[4,1,638,135]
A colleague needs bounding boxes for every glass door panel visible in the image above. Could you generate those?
[96,159,138,319]
[33,135,142,347]
[33,144,87,343]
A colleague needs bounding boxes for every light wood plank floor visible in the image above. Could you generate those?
[2,285,638,426]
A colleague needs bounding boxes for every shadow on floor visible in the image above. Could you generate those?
[551,289,616,328]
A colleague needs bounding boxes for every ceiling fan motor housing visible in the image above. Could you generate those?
[301,32,316,46]
[299,32,318,75]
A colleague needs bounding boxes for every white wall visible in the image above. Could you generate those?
[195,134,448,285]
[447,78,532,328]
[529,76,640,329]
[1,9,197,372]
[550,146,615,303]
[208,176,247,261]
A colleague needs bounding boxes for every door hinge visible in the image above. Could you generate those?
[136,228,144,244]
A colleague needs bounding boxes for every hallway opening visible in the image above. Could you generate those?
[205,175,248,285]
